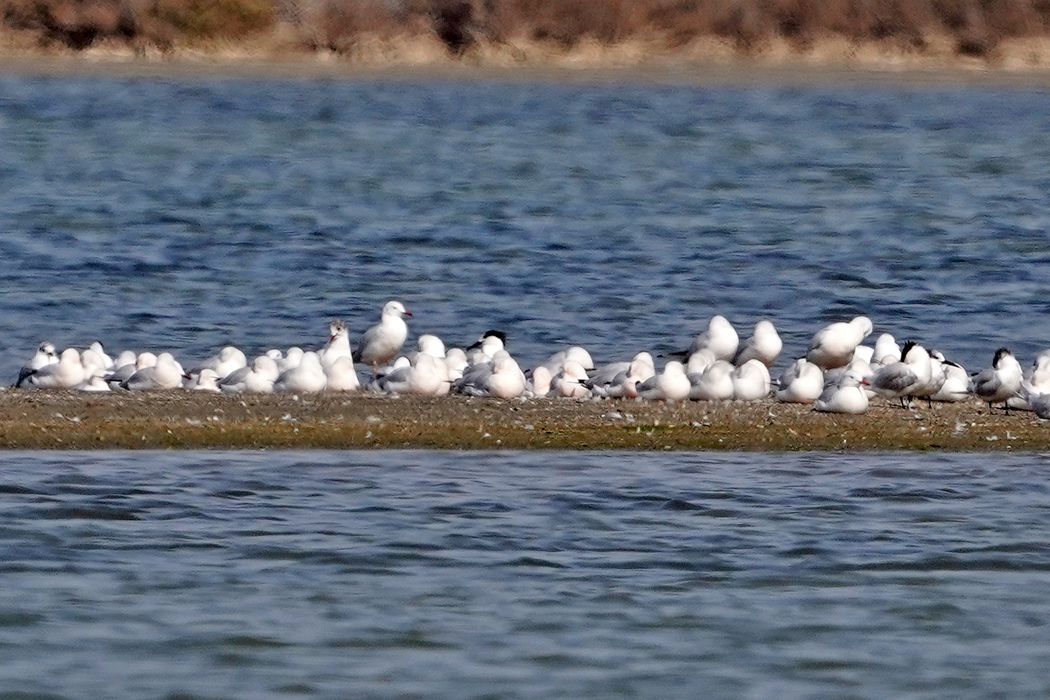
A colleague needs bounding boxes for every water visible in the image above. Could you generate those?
[0,450,1048,698]
[2,77,1050,380]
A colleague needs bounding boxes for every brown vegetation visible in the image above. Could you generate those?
[3,0,1050,63]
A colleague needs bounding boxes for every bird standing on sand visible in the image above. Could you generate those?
[969,347,1023,413]
[806,316,873,370]
[353,300,411,368]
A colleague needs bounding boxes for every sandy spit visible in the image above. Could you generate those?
[0,390,1047,450]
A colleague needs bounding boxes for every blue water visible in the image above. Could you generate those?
[4,77,1050,696]
[1,450,1049,698]
[2,78,1050,381]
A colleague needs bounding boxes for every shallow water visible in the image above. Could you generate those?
[1,450,1049,698]
[2,78,1050,380]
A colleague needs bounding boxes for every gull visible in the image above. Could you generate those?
[688,360,735,401]
[865,341,931,408]
[368,354,445,396]
[636,361,691,401]
[465,330,507,365]
[220,356,281,394]
[122,353,183,390]
[278,347,304,373]
[527,366,553,398]
[354,300,411,368]
[872,333,901,365]
[731,359,771,400]
[733,320,782,368]
[814,366,869,414]
[928,351,969,402]
[86,341,114,370]
[969,347,1023,413]
[320,320,352,369]
[549,360,592,399]
[444,348,469,382]
[806,316,873,370]
[585,352,655,398]
[455,351,526,399]
[775,358,824,404]
[672,315,738,362]
[541,346,595,375]
[74,375,112,392]
[324,356,361,392]
[686,348,717,375]
[18,348,85,389]
[15,341,58,387]
[191,346,247,380]
[275,351,327,393]
[191,369,222,393]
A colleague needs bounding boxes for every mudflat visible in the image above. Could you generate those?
[0,390,1045,450]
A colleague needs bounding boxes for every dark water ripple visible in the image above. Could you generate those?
[0,451,1049,697]
[2,79,1050,379]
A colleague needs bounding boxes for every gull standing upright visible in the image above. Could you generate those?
[969,347,1023,413]
[353,301,411,369]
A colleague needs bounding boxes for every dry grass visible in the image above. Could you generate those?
[4,0,1050,60]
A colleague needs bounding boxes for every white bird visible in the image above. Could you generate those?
[220,356,280,394]
[866,341,932,408]
[527,365,553,398]
[683,315,739,362]
[191,346,247,380]
[444,348,469,382]
[87,341,114,370]
[636,361,691,401]
[324,356,361,392]
[320,320,352,369]
[191,369,223,393]
[733,320,782,368]
[586,352,655,398]
[367,353,445,396]
[541,346,595,375]
[731,359,771,400]
[123,353,183,390]
[872,333,901,365]
[74,375,112,392]
[354,300,411,368]
[15,341,58,386]
[814,366,869,414]
[686,348,717,375]
[928,351,969,402]
[18,348,85,389]
[688,360,735,401]
[455,351,526,399]
[969,347,1023,412]
[465,330,507,365]
[549,360,592,399]
[807,316,873,370]
[278,347,304,373]
[274,351,327,393]
[775,358,824,403]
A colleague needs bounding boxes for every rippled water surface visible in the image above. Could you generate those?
[2,78,1050,379]
[2,450,1050,698]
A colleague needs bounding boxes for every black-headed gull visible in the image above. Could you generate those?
[637,361,691,401]
[688,360,735,401]
[274,351,327,393]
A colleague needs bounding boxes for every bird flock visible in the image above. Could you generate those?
[10,300,1050,418]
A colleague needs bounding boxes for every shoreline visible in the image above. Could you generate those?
[1,391,1047,450]
[4,36,1050,86]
